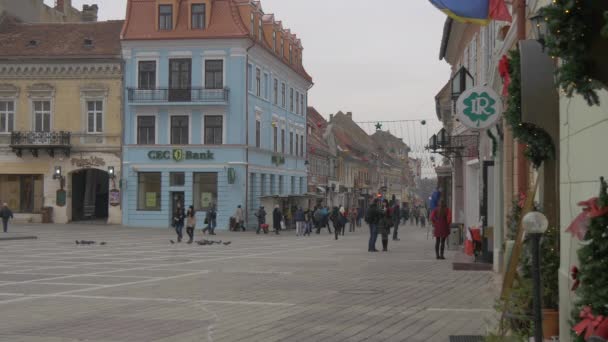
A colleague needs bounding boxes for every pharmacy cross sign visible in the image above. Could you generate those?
[455,86,502,130]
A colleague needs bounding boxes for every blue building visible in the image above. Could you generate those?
[120,0,312,228]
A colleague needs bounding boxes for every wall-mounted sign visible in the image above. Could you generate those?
[148,149,214,162]
[455,86,502,130]
[56,189,66,207]
[109,189,120,206]
[71,156,105,168]
[145,192,157,207]
[200,192,213,208]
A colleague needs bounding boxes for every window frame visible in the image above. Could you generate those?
[300,135,304,157]
[86,100,104,134]
[203,115,223,145]
[193,172,218,211]
[0,100,15,133]
[281,83,285,108]
[258,18,263,41]
[255,67,261,97]
[250,13,255,36]
[273,79,278,105]
[204,59,224,89]
[289,131,293,155]
[32,100,51,132]
[137,172,162,211]
[273,125,278,152]
[191,3,206,29]
[158,4,173,31]
[136,115,156,145]
[295,132,299,157]
[296,91,300,114]
[170,114,190,145]
[290,88,294,112]
[263,72,269,100]
[255,119,261,148]
[281,128,285,154]
[137,60,157,90]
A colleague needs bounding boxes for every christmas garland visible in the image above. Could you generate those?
[504,49,555,168]
[539,0,602,106]
[570,177,608,341]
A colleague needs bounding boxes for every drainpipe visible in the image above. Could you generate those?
[516,0,528,195]
[244,39,255,229]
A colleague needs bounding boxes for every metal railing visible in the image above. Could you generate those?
[127,87,229,103]
[10,131,71,146]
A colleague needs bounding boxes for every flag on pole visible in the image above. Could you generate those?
[429,0,512,25]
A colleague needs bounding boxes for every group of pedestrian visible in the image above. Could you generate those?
[365,198,397,252]
[171,204,217,243]
[404,205,428,227]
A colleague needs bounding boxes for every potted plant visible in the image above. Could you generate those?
[539,225,560,339]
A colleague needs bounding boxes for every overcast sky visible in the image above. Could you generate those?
[58,0,450,124]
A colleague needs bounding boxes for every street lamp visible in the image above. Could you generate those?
[523,211,549,342]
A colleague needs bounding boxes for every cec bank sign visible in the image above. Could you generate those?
[148,149,214,162]
[455,86,502,130]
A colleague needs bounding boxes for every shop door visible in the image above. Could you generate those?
[170,191,185,224]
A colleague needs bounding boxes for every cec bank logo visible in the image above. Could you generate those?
[462,91,497,127]
[172,149,184,162]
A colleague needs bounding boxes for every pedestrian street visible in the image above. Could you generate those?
[0,223,495,341]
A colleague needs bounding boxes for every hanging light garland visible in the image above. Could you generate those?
[539,0,604,106]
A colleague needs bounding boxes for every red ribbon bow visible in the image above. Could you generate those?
[498,55,511,96]
[570,266,580,291]
[567,197,608,240]
[574,306,605,340]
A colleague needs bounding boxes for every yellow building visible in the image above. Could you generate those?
[0,17,123,224]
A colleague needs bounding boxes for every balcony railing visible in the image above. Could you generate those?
[127,87,229,103]
[10,131,71,158]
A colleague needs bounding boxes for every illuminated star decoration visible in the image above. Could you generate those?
[375,122,382,130]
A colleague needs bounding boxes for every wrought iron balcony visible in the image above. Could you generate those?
[10,131,71,158]
[127,87,229,104]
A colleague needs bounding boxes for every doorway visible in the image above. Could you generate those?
[170,191,185,224]
[169,58,191,102]
[71,169,109,222]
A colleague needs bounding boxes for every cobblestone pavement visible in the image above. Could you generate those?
[0,223,496,342]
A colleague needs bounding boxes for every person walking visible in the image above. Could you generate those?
[339,205,346,236]
[348,207,357,232]
[414,207,420,226]
[329,206,342,240]
[392,201,401,241]
[304,208,313,236]
[234,205,245,231]
[185,206,196,244]
[409,207,416,225]
[430,200,452,260]
[202,205,217,235]
[255,206,267,234]
[273,205,282,235]
[419,206,428,228]
[402,204,410,225]
[377,199,392,252]
[356,207,363,227]
[295,207,305,236]
[172,206,186,243]
[365,199,380,252]
[1,203,13,233]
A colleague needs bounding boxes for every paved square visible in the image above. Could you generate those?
[0,224,496,341]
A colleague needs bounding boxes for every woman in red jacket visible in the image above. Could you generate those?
[430,200,452,260]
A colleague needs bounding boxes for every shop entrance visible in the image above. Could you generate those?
[71,169,109,222]
[170,191,185,224]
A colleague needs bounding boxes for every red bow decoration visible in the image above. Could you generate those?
[574,306,605,340]
[498,55,511,96]
[566,197,608,240]
[570,266,580,291]
[517,192,526,209]
[594,319,608,340]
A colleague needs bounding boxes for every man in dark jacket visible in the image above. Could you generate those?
[255,206,267,234]
[272,205,282,235]
[365,199,381,252]
[392,201,401,241]
[1,203,13,233]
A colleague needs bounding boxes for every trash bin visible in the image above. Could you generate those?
[41,207,53,223]
[448,223,462,250]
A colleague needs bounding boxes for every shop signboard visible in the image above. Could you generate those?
[455,86,502,130]
[147,149,214,162]
[200,192,213,208]
[56,189,66,207]
[109,189,120,206]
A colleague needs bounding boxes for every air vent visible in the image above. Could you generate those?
[27,40,39,47]
[83,38,93,47]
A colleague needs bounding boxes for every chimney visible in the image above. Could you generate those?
[329,114,334,122]
[81,4,98,22]
[346,112,352,119]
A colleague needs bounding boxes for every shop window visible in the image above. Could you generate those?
[205,60,223,89]
[86,100,103,133]
[193,172,217,211]
[0,175,43,213]
[191,3,205,29]
[0,101,14,133]
[33,100,50,132]
[159,5,173,30]
[170,115,188,145]
[138,61,156,90]
[137,116,155,145]
[137,172,161,211]
[204,115,222,145]
[170,172,185,186]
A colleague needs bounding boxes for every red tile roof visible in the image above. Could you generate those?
[0,18,123,59]
[307,107,330,154]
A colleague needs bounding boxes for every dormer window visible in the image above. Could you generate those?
[272,31,276,51]
[250,13,254,36]
[281,39,284,57]
[258,19,263,41]
[159,5,172,30]
[191,4,206,29]
[289,44,293,64]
